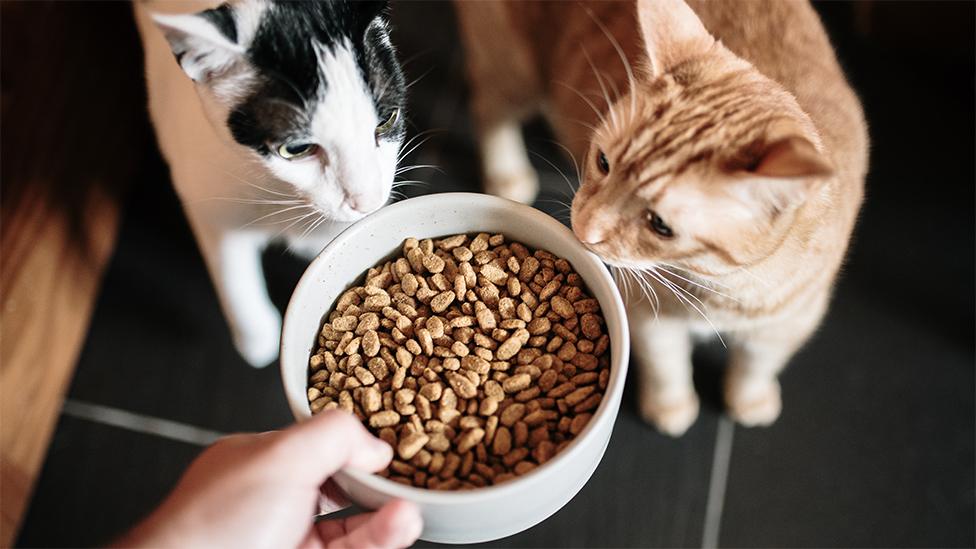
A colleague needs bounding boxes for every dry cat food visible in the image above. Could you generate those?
[307,233,611,490]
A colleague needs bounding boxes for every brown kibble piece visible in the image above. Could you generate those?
[398,432,430,460]
[570,413,592,435]
[309,233,611,489]
[502,373,531,393]
[492,426,512,455]
[456,428,485,454]
[369,410,400,428]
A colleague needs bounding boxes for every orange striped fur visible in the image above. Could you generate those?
[456,0,868,434]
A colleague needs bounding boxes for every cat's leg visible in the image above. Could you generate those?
[724,340,788,426]
[725,298,827,426]
[190,212,281,368]
[478,119,539,205]
[629,302,699,436]
[454,1,541,204]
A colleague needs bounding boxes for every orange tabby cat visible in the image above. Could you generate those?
[455,0,868,435]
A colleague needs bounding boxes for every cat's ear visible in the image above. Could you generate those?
[635,0,716,75]
[731,136,834,215]
[152,7,244,83]
[749,136,834,179]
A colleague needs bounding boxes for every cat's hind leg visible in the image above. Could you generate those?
[629,302,699,436]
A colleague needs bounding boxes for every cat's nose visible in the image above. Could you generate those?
[573,223,605,245]
[344,193,383,213]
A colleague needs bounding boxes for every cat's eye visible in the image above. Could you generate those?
[596,150,610,175]
[647,210,674,238]
[277,142,318,160]
[375,107,400,137]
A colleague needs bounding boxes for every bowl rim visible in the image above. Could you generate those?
[281,192,630,504]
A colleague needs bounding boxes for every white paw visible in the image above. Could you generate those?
[484,169,539,205]
[232,307,282,368]
[640,391,700,437]
[726,377,782,427]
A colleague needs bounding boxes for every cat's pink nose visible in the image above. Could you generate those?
[345,193,382,213]
[573,223,605,245]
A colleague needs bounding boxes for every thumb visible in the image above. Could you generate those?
[272,410,393,486]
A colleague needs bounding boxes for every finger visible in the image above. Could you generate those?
[272,410,393,485]
[319,500,423,549]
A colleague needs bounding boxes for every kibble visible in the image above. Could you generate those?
[308,233,611,489]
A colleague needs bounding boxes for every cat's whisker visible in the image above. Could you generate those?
[650,266,712,314]
[397,128,440,159]
[239,204,316,229]
[647,267,726,347]
[397,129,447,164]
[583,5,637,117]
[640,270,662,318]
[536,199,573,222]
[556,81,610,130]
[397,132,441,164]
[267,209,319,228]
[544,139,584,190]
[203,162,294,200]
[602,66,621,103]
[582,45,618,131]
[737,266,773,288]
[395,164,443,176]
[659,262,735,290]
[284,214,326,256]
[400,48,433,70]
[298,214,329,242]
[654,264,741,303]
[391,179,429,189]
[611,266,631,303]
[272,210,320,241]
[529,151,579,201]
[560,117,600,134]
[293,215,320,244]
[628,267,660,318]
[212,197,303,205]
[404,66,434,90]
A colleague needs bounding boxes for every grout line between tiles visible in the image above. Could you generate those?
[62,399,224,447]
[702,416,735,549]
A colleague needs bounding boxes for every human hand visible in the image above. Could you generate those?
[118,410,422,548]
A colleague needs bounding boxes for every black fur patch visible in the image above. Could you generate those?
[200,3,237,43]
[225,0,404,154]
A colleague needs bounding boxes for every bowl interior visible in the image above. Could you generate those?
[281,192,630,502]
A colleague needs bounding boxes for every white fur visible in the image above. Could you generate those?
[480,120,539,205]
[134,1,400,367]
[263,40,395,221]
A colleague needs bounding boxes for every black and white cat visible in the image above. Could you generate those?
[134,0,407,367]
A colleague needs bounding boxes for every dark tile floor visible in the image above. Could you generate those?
[15,2,974,547]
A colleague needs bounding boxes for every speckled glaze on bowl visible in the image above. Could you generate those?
[281,192,629,544]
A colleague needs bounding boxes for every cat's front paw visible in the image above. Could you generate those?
[726,377,782,427]
[484,168,539,205]
[232,308,282,368]
[640,391,700,437]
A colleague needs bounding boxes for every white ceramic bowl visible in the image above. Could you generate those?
[280,192,629,544]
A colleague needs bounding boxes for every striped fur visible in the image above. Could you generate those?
[457,0,868,434]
